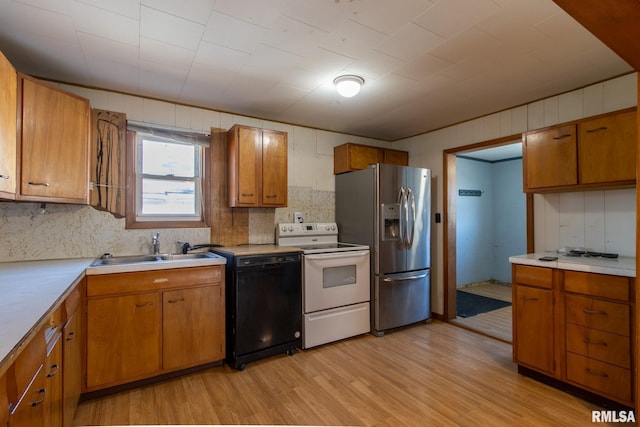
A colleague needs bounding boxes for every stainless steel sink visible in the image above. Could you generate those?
[90,252,218,266]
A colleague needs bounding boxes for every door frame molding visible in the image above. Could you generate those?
[442,134,534,320]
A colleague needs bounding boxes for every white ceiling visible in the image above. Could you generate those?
[0,0,632,141]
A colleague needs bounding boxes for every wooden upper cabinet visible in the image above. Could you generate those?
[334,142,409,174]
[523,108,637,192]
[228,124,287,207]
[578,110,637,184]
[19,74,90,203]
[0,50,17,199]
[524,124,578,190]
[262,129,288,206]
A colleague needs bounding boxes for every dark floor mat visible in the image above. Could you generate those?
[456,290,511,318]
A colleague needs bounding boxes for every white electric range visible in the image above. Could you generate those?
[277,222,371,348]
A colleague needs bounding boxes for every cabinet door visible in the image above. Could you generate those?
[229,125,260,206]
[382,148,409,166]
[524,124,577,190]
[261,130,287,206]
[0,50,17,197]
[163,285,225,370]
[0,371,8,427]
[44,334,63,427]
[579,110,637,184]
[514,285,555,374]
[86,292,161,388]
[9,366,46,427]
[62,312,81,427]
[20,76,89,202]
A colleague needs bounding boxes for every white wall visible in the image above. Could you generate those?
[395,73,637,314]
[455,157,526,286]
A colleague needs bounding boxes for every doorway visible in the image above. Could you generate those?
[443,135,534,342]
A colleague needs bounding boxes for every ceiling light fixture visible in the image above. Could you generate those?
[333,75,364,98]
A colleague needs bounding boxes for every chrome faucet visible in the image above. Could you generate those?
[152,232,160,255]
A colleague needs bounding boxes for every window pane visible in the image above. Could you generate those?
[142,139,196,177]
[141,178,196,215]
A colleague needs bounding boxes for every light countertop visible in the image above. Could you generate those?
[0,258,94,374]
[509,252,636,277]
[84,254,226,275]
[213,244,302,257]
[0,254,228,376]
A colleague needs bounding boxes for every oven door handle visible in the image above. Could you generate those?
[304,251,369,260]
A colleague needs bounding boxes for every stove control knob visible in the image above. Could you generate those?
[281,226,287,232]
[331,225,336,230]
[325,225,330,230]
[288,226,294,231]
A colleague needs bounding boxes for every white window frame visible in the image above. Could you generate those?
[125,124,210,229]
[135,133,203,223]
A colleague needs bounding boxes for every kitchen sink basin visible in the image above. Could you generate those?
[90,252,218,266]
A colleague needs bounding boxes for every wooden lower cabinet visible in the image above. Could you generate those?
[8,325,47,427]
[44,334,63,427]
[85,266,225,392]
[512,264,634,407]
[86,292,162,389]
[0,371,7,426]
[513,284,555,375]
[3,286,83,427]
[163,286,225,371]
[62,311,81,427]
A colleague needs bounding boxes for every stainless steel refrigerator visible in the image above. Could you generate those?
[336,163,431,336]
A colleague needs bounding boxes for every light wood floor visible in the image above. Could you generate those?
[453,282,512,343]
[73,321,608,426]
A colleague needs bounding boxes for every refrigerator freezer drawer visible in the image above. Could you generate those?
[303,302,370,349]
[374,269,430,333]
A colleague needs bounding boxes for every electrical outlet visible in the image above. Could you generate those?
[294,212,303,223]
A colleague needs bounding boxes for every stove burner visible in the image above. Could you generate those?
[566,250,618,259]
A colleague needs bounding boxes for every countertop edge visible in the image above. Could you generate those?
[509,253,636,277]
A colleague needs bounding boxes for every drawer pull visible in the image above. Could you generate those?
[31,388,46,407]
[521,296,539,302]
[153,278,169,284]
[0,174,9,179]
[584,337,607,347]
[553,133,572,140]
[168,297,185,304]
[586,367,609,378]
[583,307,607,316]
[135,302,153,308]
[241,193,254,197]
[47,364,60,377]
[265,194,277,198]
[585,126,608,133]
[66,331,75,341]
[28,181,50,187]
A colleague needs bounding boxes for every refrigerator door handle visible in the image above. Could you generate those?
[406,187,415,249]
[382,272,429,282]
[398,187,407,248]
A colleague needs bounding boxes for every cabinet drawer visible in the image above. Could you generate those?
[87,266,223,297]
[513,265,552,289]
[566,352,631,404]
[564,270,630,301]
[566,324,630,368]
[12,328,46,399]
[565,294,629,336]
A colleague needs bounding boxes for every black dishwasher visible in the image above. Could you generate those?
[219,251,302,370]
